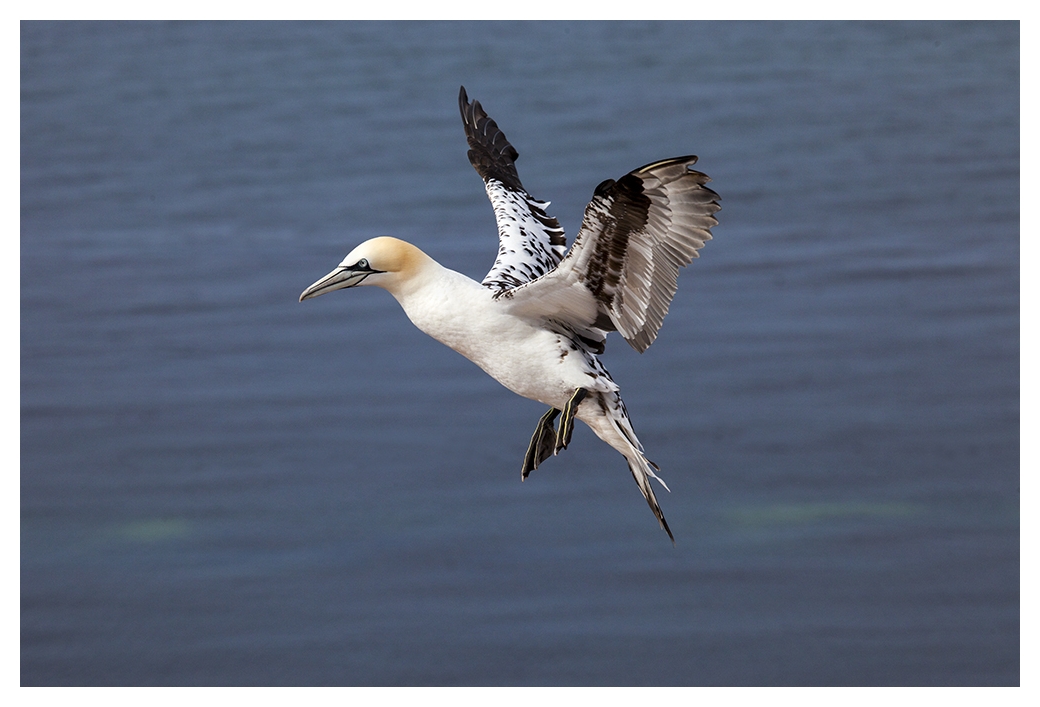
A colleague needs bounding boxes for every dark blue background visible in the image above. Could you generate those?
[21,21,1019,685]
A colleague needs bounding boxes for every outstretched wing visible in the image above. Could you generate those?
[459,86,567,293]
[496,156,720,353]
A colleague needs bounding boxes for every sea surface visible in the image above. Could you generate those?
[20,21,1019,686]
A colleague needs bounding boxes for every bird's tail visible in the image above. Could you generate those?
[597,398,674,543]
[618,431,674,544]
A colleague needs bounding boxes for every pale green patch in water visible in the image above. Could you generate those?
[113,518,192,542]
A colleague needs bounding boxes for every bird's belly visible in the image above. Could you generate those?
[454,326,613,409]
[397,282,613,409]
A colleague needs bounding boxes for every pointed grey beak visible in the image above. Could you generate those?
[299,266,371,302]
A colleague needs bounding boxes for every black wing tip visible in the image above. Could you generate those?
[458,85,477,127]
[457,86,523,189]
[458,85,476,134]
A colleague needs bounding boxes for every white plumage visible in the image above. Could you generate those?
[300,87,720,541]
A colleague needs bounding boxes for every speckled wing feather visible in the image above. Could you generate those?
[459,86,567,292]
[497,156,720,353]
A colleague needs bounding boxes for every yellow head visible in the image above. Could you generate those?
[299,237,430,301]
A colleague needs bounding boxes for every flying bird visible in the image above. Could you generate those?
[300,87,720,541]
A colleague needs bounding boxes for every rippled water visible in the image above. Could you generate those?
[21,21,1019,685]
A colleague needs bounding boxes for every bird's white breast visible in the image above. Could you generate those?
[388,264,612,409]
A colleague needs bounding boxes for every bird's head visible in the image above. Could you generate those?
[299,236,427,302]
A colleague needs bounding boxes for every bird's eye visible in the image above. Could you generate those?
[357,258,369,269]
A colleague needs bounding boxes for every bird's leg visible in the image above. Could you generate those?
[555,387,588,455]
[522,406,560,480]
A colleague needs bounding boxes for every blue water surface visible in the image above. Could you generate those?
[21,21,1019,685]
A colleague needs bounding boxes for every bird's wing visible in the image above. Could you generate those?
[459,86,567,293]
[495,156,720,353]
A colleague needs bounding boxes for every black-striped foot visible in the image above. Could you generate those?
[554,388,588,455]
[521,406,560,480]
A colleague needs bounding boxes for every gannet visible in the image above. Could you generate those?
[300,87,720,542]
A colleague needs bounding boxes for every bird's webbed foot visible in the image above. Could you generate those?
[522,406,560,480]
[520,388,589,480]
[554,387,588,455]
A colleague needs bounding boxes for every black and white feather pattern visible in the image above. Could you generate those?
[572,157,720,352]
[460,86,719,354]
[497,156,720,353]
[459,87,567,293]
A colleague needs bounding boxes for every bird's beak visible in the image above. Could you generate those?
[299,266,373,302]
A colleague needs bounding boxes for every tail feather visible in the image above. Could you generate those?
[626,451,674,544]
[645,457,670,492]
[579,389,675,543]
